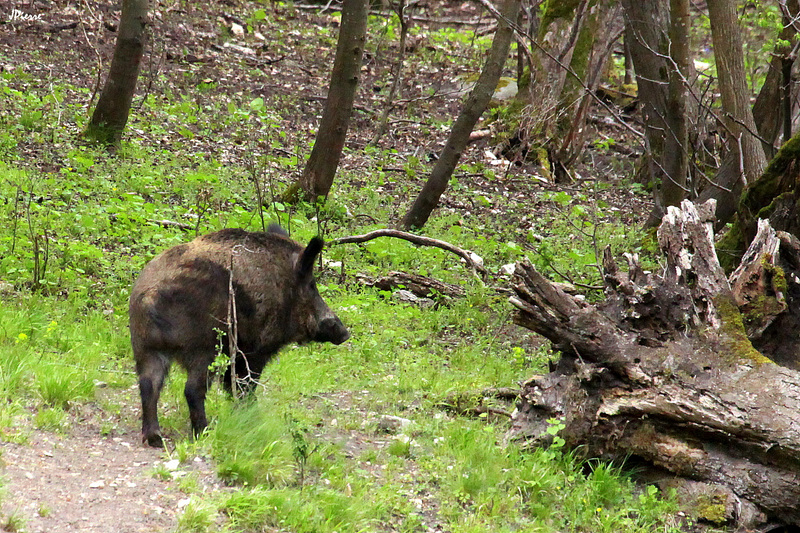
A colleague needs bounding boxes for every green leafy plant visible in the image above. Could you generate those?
[35,364,95,410]
[176,498,218,533]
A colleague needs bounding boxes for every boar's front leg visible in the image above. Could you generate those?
[184,359,212,439]
[136,352,170,448]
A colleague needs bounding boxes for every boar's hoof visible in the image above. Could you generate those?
[144,432,164,448]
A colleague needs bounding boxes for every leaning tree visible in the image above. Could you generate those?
[284,0,369,204]
[400,0,521,230]
[85,0,149,145]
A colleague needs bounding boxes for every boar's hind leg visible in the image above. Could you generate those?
[136,352,170,448]
[184,361,212,439]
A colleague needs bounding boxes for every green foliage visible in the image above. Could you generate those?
[35,363,95,410]
[176,498,218,533]
[738,1,783,92]
[1,509,26,533]
[222,484,386,533]
[33,406,69,432]
[529,189,655,289]
[211,402,296,486]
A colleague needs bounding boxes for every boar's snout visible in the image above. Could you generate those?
[316,316,350,345]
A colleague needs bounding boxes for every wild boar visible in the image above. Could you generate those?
[128,225,349,447]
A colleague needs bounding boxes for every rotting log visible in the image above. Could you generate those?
[356,271,466,301]
[508,200,800,528]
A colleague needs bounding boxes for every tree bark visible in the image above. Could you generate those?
[619,0,684,225]
[85,0,149,145]
[751,0,799,160]
[661,0,690,209]
[696,0,767,226]
[717,129,800,272]
[292,0,368,202]
[509,200,800,527]
[371,0,410,144]
[400,0,521,230]
[554,1,623,173]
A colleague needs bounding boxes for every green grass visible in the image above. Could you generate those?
[0,10,677,532]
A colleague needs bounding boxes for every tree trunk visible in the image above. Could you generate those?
[508,200,800,528]
[371,0,410,144]
[400,0,520,230]
[696,0,767,226]
[619,0,677,225]
[661,0,690,209]
[85,0,149,145]
[751,0,799,160]
[292,0,368,203]
[554,1,623,172]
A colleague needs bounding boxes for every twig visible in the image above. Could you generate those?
[227,252,239,397]
[371,0,411,144]
[79,0,104,110]
[328,229,488,280]
[149,219,193,231]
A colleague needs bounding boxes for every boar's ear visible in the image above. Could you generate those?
[297,237,324,279]
[267,223,289,237]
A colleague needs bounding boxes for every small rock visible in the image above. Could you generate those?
[89,480,105,489]
[230,23,244,36]
[500,263,516,276]
[468,251,484,268]
[164,459,180,471]
[376,415,413,435]
[393,289,434,309]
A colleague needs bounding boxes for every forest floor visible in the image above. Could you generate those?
[0,1,653,532]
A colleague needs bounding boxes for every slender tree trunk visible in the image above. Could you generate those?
[293,0,368,202]
[85,0,148,145]
[752,0,799,159]
[661,0,690,208]
[697,0,767,224]
[372,0,410,144]
[400,0,521,230]
[619,0,672,224]
[555,2,623,171]
[698,0,797,228]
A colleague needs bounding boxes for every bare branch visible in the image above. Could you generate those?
[328,229,488,280]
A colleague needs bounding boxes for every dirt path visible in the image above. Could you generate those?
[0,410,223,533]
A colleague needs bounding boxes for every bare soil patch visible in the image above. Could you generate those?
[0,397,224,532]
[3,431,175,532]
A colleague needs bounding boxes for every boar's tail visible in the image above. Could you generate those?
[298,237,324,279]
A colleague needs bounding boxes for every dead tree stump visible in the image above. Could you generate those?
[508,200,800,528]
